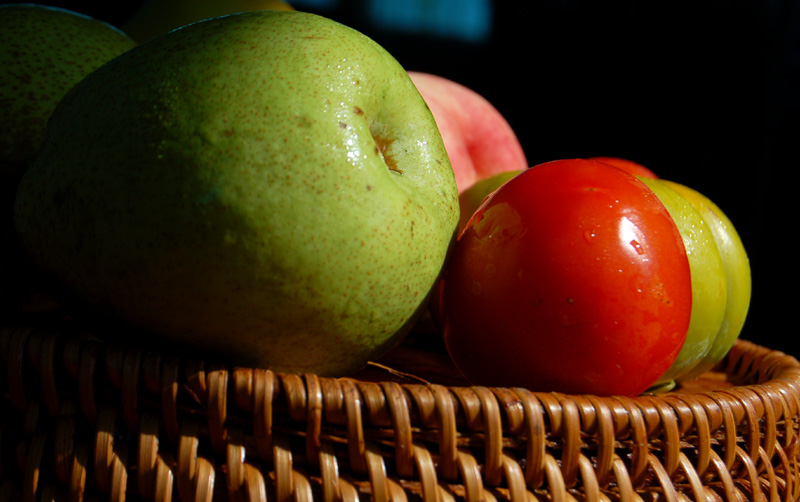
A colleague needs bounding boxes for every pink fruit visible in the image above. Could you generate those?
[409,71,528,193]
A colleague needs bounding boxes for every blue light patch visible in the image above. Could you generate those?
[367,0,493,43]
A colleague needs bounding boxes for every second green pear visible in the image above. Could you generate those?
[121,0,295,43]
[1,3,136,317]
[0,4,136,182]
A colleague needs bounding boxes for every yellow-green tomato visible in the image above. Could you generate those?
[662,181,751,379]
[638,177,727,386]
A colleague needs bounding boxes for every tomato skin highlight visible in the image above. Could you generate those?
[440,159,692,396]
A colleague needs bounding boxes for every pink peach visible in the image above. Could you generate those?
[409,71,528,193]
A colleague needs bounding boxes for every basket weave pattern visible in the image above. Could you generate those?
[2,323,800,502]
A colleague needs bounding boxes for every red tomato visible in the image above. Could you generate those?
[439,158,692,396]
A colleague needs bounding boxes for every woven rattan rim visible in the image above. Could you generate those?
[2,321,800,502]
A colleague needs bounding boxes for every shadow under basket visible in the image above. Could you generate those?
[2,321,800,502]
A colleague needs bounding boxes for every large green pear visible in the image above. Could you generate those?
[1,4,136,318]
[14,11,459,376]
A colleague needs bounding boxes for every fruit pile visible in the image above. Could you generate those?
[1,3,749,397]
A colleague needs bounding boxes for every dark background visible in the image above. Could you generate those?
[4,0,797,356]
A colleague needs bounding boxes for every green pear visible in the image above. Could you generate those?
[14,11,459,376]
[1,4,136,318]
[638,177,727,387]
[661,181,751,379]
[121,0,295,43]
[0,4,136,182]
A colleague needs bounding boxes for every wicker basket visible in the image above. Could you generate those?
[2,318,800,502]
